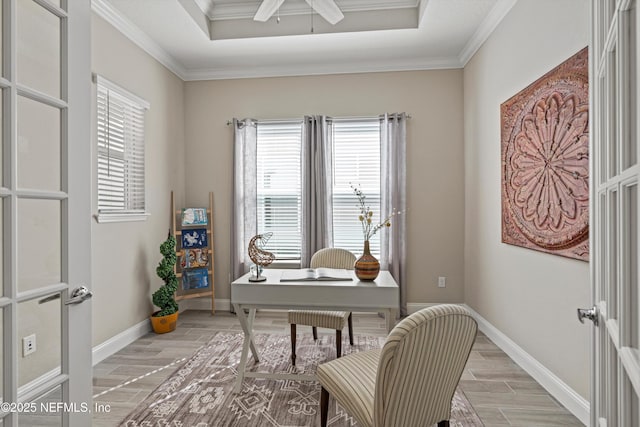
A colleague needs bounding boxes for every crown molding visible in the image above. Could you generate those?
[458,0,518,66]
[182,56,462,81]
[91,0,187,80]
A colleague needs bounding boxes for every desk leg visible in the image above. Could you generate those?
[246,309,259,358]
[385,309,395,333]
[233,304,260,393]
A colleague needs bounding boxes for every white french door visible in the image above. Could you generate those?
[0,0,92,426]
[591,0,640,425]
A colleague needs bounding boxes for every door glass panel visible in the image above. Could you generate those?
[608,189,619,320]
[0,1,2,78]
[17,0,60,98]
[600,77,607,186]
[19,384,63,426]
[0,197,3,298]
[625,183,638,349]
[17,296,61,388]
[17,96,60,191]
[607,341,619,425]
[608,48,619,179]
[606,0,616,25]
[632,382,640,427]
[597,1,605,61]
[600,192,607,302]
[0,307,3,400]
[17,199,61,292]
[624,8,637,169]
[0,89,3,187]
[621,373,640,426]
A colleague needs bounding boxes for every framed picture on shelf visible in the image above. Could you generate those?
[182,208,208,226]
[182,268,210,291]
[181,228,208,249]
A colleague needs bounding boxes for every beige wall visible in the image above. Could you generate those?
[184,71,466,305]
[91,14,185,346]
[463,0,590,398]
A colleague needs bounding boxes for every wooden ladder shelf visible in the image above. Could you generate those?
[171,191,215,314]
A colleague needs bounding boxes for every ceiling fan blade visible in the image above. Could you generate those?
[254,0,286,22]
[304,0,344,25]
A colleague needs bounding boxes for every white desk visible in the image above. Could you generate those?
[230,269,399,392]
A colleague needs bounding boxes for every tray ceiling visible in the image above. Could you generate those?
[96,0,516,80]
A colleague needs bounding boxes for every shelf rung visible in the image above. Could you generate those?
[175,291,213,301]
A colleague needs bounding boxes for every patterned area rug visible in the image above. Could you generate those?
[120,332,483,426]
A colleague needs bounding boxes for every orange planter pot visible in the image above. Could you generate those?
[150,311,178,334]
[354,240,380,281]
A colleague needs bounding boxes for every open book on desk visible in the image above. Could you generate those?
[280,268,353,282]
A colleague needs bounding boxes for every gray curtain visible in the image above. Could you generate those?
[300,115,334,267]
[380,113,408,316]
[231,118,258,282]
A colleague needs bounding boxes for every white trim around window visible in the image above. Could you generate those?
[93,74,150,223]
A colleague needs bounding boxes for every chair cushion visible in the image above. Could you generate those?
[288,310,349,330]
[316,348,380,427]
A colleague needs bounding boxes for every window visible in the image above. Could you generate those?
[95,75,150,223]
[332,119,381,256]
[256,121,303,259]
[255,118,382,260]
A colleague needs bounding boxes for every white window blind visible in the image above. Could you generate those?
[256,121,303,260]
[95,76,149,222]
[332,119,381,257]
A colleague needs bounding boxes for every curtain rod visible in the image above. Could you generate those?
[226,114,412,126]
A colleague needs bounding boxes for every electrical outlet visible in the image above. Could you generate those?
[23,334,36,357]
[438,277,446,288]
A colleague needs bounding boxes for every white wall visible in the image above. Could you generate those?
[91,14,186,346]
[184,71,466,307]
[463,0,591,398]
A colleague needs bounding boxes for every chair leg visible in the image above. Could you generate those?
[320,387,329,427]
[437,421,450,427]
[347,313,354,345]
[312,326,318,341]
[336,330,342,358]
[290,323,296,366]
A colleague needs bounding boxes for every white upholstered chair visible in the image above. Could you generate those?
[317,304,478,427]
[288,248,356,366]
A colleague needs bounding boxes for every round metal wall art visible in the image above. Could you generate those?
[501,47,589,261]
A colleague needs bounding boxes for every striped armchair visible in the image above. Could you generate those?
[317,305,478,427]
[288,248,356,366]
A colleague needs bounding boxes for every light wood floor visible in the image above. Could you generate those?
[92,310,584,426]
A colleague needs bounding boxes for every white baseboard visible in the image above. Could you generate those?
[17,368,59,400]
[92,300,231,367]
[461,304,590,426]
[180,297,231,312]
[92,318,151,366]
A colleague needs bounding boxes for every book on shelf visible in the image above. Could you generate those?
[181,207,208,226]
[182,268,210,290]
[181,228,208,249]
[181,248,210,269]
[280,268,353,282]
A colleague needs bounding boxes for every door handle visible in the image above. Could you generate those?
[577,306,598,326]
[65,286,93,305]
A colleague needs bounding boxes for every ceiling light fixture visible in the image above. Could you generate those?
[253,0,344,25]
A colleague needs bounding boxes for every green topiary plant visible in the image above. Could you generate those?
[152,231,179,317]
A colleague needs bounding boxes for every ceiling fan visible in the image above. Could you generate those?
[254,0,344,25]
